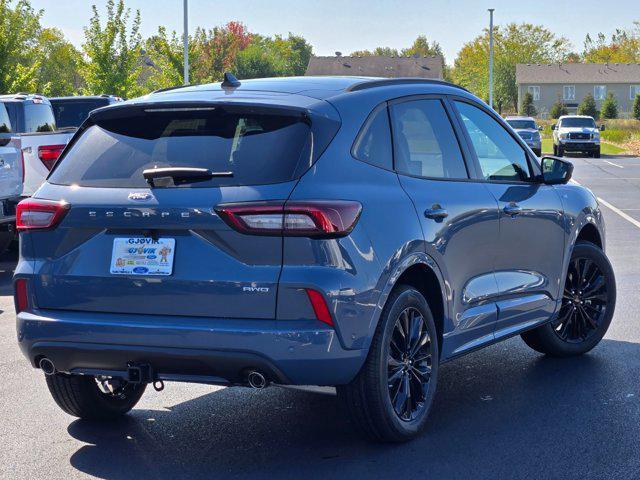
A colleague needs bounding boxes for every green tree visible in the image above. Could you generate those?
[600,91,618,119]
[583,23,640,63]
[143,26,195,90]
[0,0,43,93]
[578,93,599,118]
[520,91,537,116]
[549,94,568,119]
[401,35,444,58]
[235,42,284,79]
[35,28,83,96]
[633,94,640,121]
[81,0,143,97]
[452,23,571,112]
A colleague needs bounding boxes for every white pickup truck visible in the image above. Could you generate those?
[0,104,22,252]
[0,94,75,196]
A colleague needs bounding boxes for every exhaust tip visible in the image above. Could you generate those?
[39,357,56,376]
[247,370,268,389]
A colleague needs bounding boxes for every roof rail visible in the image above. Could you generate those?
[346,78,469,93]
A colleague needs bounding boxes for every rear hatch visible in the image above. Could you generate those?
[27,98,339,319]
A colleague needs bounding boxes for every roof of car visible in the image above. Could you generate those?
[50,95,122,101]
[558,115,595,119]
[505,116,536,121]
[0,93,50,104]
[145,76,469,101]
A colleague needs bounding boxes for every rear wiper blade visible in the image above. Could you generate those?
[142,167,233,187]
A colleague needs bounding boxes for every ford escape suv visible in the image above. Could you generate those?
[14,76,616,442]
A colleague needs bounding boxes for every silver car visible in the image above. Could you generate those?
[505,116,542,156]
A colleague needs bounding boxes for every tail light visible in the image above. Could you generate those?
[216,200,362,238]
[305,288,334,327]
[14,279,29,313]
[16,198,70,230]
[37,144,66,170]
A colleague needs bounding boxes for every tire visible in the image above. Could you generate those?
[338,285,439,442]
[46,373,146,420]
[553,144,558,156]
[521,241,616,357]
[557,146,564,157]
[594,147,601,158]
[533,148,542,157]
[0,230,12,256]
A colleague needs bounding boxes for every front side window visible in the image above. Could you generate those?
[352,105,392,169]
[24,103,56,133]
[563,85,575,101]
[527,86,540,101]
[631,85,640,101]
[594,85,607,100]
[455,101,531,182]
[390,99,468,179]
[0,104,11,133]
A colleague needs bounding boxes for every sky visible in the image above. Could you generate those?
[29,0,640,64]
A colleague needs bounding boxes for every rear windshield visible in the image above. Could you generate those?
[560,118,596,128]
[506,120,536,130]
[24,103,56,133]
[49,108,320,188]
[51,99,107,128]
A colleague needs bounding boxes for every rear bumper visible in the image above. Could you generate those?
[17,309,367,386]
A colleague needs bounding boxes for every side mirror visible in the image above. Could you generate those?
[600,124,606,131]
[551,124,557,130]
[541,156,573,185]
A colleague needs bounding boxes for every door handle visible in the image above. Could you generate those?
[424,206,449,221]
[503,203,523,217]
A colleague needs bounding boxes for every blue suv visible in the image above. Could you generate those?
[14,76,616,442]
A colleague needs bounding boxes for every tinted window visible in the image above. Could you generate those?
[390,99,467,179]
[559,117,596,128]
[24,103,56,133]
[51,99,108,128]
[353,106,392,169]
[50,109,317,188]
[506,120,536,130]
[455,102,531,182]
[0,104,11,133]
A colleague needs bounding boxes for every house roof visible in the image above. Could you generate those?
[305,55,443,79]
[516,63,640,84]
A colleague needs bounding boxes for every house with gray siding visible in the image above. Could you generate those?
[305,55,443,79]
[516,63,640,118]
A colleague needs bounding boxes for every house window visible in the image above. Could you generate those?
[594,85,607,100]
[527,86,540,101]
[563,85,575,101]
[631,85,640,100]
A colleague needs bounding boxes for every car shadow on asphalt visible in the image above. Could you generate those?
[64,338,640,480]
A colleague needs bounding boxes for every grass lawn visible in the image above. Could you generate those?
[541,138,626,156]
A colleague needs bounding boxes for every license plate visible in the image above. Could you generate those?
[110,238,175,276]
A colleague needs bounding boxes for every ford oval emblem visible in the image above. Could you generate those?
[128,192,153,201]
[133,266,149,274]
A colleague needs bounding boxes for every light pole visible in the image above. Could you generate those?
[488,8,494,109]
[183,0,189,85]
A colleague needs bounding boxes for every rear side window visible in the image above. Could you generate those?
[24,103,56,133]
[390,99,468,179]
[455,101,531,182]
[352,106,392,169]
[0,104,11,133]
[51,100,107,128]
[49,108,323,188]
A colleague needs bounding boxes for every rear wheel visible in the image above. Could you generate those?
[338,285,439,442]
[46,374,146,420]
[521,242,615,357]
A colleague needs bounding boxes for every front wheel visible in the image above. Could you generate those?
[557,146,564,157]
[593,147,601,158]
[521,242,616,357]
[338,285,439,442]
[46,374,146,420]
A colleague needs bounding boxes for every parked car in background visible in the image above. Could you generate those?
[14,76,616,442]
[0,103,23,254]
[50,95,123,129]
[0,94,75,196]
[505,116,542,156]
[552,115,604,158]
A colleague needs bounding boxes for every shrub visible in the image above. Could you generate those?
[520,91,537,116]
[549,95,568,119]
[633,94,640,121]
[578,93,599,118]
[601,92,619,119]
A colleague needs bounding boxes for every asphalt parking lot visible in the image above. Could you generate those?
[2,155,640,480]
